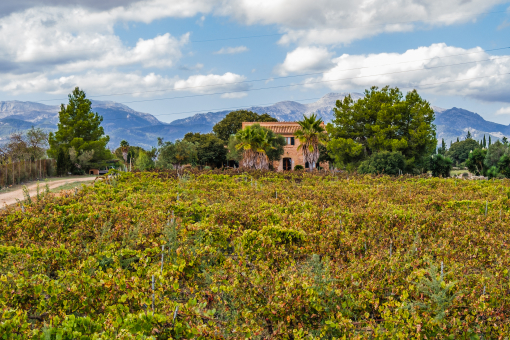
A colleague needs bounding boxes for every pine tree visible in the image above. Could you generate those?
[48,87,111,167]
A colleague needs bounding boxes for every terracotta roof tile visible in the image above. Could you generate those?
[242,121,325,135]
[262,125,300,134]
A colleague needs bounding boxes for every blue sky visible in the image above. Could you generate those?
[0,0,509,124]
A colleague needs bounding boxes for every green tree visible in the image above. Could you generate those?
[465,148,488,176]
[498,154,510,178]
[25,127,49,160]
[317,144,334,167]
[429,154,453,178]
[48,87,111,169]
[445,139,480,164]
[183,132,227,168]
[135,151,155,171]
[466,131,472,139]
[437,138,447,155]
[156,139,198,169]
[487,166,500,179]
[484,140,508,169]
[483,135,486,148]
[294,114,328,170]
[327,86,436,172]
[213,110,277,142]
[56,148,72,176]
[489,135,492,146]
[227,126,285,166]
[358,151,405,175]
[233,124,277,170]
[120,140,129,163]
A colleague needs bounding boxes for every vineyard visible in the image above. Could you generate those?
[1,170,510,339]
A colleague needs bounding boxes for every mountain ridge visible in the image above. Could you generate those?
[0,93,508,148]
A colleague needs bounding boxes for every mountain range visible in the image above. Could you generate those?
[0,93,508,149]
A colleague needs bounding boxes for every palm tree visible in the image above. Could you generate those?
[235,124,275,170]
[294,113,327,170]
[120,140,129,163]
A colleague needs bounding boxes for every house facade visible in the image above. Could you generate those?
[241,121,325,171]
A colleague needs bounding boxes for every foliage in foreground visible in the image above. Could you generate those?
[1,171,510,339]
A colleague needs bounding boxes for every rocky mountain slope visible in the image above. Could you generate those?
[0,93,508,149]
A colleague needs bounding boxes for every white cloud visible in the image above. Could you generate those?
[0,71,249,98]
[496,107,510,115]
[275,46,334,75]
[173,72,249,95]
[214,46,249,54]
[297,43,510,103]
[217,0,508,45]
[0,7,190,74]
[221,92,248,98]
[0,0,507,100]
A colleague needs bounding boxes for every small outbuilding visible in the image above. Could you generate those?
[89,169,99,175]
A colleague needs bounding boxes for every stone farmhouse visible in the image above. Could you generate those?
[241,121,326,171]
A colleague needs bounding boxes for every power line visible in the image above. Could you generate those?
[111,55,510,104]
[100,72,510,122]
[32,45,510,103]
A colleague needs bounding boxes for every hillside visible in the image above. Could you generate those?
[0,94,509,148]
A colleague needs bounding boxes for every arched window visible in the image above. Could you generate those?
[305,162,309,169]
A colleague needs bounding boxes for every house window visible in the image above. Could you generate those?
[286,137,295,145]
[283,158,292,171]
[305,162,309,169]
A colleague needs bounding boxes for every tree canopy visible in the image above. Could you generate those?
[327,86,436,172]
[213,110,277,142]
[183,132,227,168]
[156,138,198,169]
[445,138,480,164]
[48,87,111,168]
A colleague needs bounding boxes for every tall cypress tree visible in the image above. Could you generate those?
[456,137,459,143]
[483,135,486,148]
[489,135,492,146]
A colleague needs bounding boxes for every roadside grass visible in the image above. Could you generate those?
[50,181,94,193]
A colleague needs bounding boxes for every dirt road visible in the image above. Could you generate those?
[0,177,96,207]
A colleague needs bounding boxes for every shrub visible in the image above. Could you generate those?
[484,141,508,169]
[429,154,453,178]
[135,151,155,171]
[487,166,499,179]
[294,165,304,171]
[465,148,487,176]
[358,151,405,175]
[498,154,510,178]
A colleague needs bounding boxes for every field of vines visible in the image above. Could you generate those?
[1,170,510,339]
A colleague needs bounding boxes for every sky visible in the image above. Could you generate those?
[0,0,510,124]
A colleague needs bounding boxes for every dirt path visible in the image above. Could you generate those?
[0,177,96,207]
